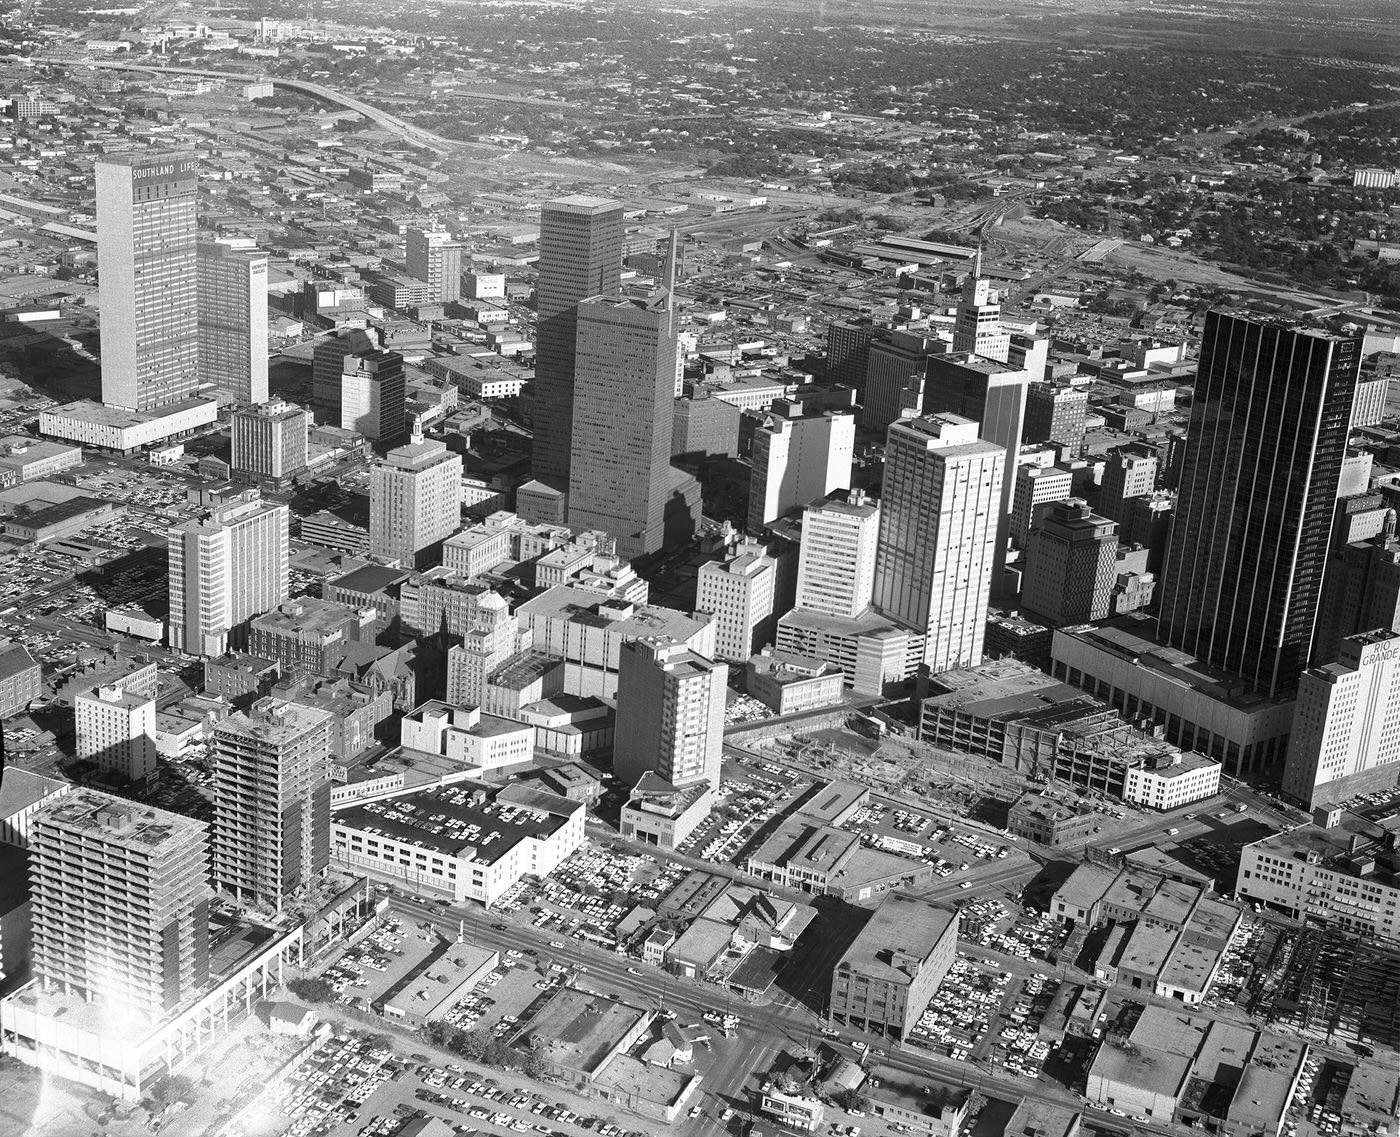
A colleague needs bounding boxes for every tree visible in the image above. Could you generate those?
[286,977,335,1002]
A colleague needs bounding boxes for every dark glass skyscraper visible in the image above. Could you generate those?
[1158,311,1361,698]
[531,195,624,490]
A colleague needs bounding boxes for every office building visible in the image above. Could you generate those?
[696,540,778,661]
[1011,463,1073,549]
[211,698,333,911]
[951,253,1010,362]
[446,592,521,707]
[96,153,199,412]
[1283,629,1400,808]
[1314,511,1400,663]
[923,352,1034,582]
[197,241,268,405]
[748,401,856,531]
[168,489,289,656]
[794,490,880,619]
[30,789,210,1022]
[249,598,370,675]
[75,683,158,792]
[863,331,938,432]
[311,328,378,425]
[1050,617,1296,774]
[369,430,463,568]
[1158,312,1362,698]
[1023,381,1089,452]
[873,414,1004,673]
[1099,448,1158,526]
[339,346,406,442]
[531,195,624,493]
[405,226,462,303]
[567,291,696,557]
[826,318,874,391]
[613,636,727,790]
[1021,499,1120,626]
[0,642,40,717]
[1237,805,1400,943]
[829,893,958,1041]
[518,587,715,699]
[231,400,309,484]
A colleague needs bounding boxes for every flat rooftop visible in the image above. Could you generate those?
[836,893,957,984]
[518,585,710,642]
[38,787,205,854]
[335,782,576,865]
[524,986,647,1076]
[43,397,217,428]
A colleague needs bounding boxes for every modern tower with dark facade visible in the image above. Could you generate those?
[1158,311,1362,698]
[529,195,624,496]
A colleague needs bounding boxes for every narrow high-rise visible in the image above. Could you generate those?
[1158,312,1362,697]
[951,250,1010,363]
[340,347,406,442]
[795,491,881,619]
[567,291,694,557]
[168,488,289,656]
[923,353,1034,586]
[530,196,624,493]
[369,430,463,568]
[311,328,378,424]
[197,240,269,405]
[405,226,463,303]
[31,789,210,1023]
[96,153,200,411]
[748,400,856,531]
[210,697,333,912]
[1020,499,1119,626]
[613,636,727,791]
[873,414,1004,673]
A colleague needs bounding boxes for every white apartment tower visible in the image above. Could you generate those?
[369,429,463,568]
[75,684,159,792]
[197,240,269,404]
[96,153,200,411]
[613,636,727,790]
[748,401,856,531]
[231,399,310,482]
[168,489,289,656]
[1283,629,1400,808]
[795,491,881,618]
[30,789,210,1023]
[873,414,1004,673]
[405,225,463,304]
[696,540,778,661]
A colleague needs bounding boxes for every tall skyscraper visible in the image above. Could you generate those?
[405,225,463,303]
[231,399,310,483]
[873,414,1004,673]
[1314,510,1400,663]
[748,401,856,531]
[923,353,1034,585]
[446,592,520,706]
[531,195,624,492]
[951,251,1010,362]
[795,490,881,619]
[567,292,690,557]
[210,698,333,911]
[31,789,210,1022]
[1020,499,1120,626]
[340,347,406,442]
[1010,463,1073,549]
[862,331,939,432]
[311,328,379,424]
[613,636,727,790]
[1022,381,1089,452]
[168,488,289,656]
[96,153,200,411]
[369,429,463,568]
[1158,312,1362,697]
[197,240,269,405]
